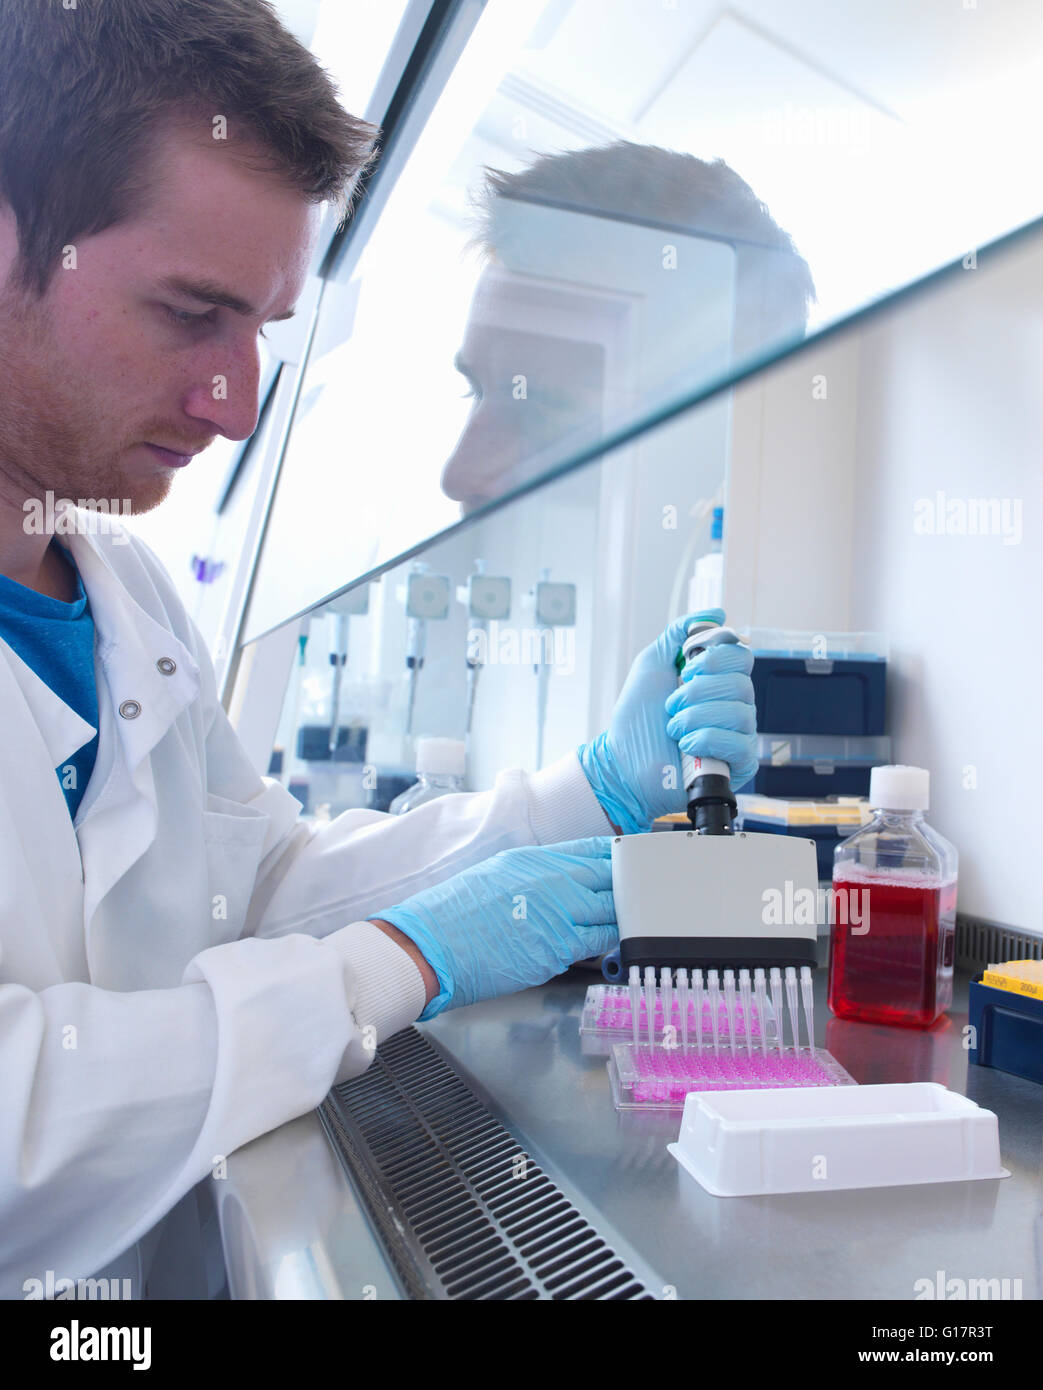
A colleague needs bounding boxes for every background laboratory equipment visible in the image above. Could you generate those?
[531,574,576,770]
[460,562,511,737]
[389,737,467,814]
[686,505,725,611]
[733,630,892,887]
[736,793,869,881]
[968,961,1043,1087]
[402,565,452,736]
[829,765,958,1028]
[745,631,889,803]
[748,628,887,736]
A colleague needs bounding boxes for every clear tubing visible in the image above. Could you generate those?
[754,968,768,1056]
[677,969,689,1050]
[801,965,816,1056]
[785,966,801,1052]
[693,970,704,1052]
[723,970,737,1056]
[644,966,656,1048]
[629,965,641,1050]
[739,968,753,1057]
[770,968,784,1055]
[708,970,721,1055]
[661,967,673,1045]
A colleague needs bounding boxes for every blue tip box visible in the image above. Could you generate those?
[967,975,1043,1086]
[750,654,886,736]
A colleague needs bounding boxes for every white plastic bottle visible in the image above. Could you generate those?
[390,737,467,814]
[687,506,724,611]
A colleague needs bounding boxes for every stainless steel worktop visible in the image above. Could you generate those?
[215,962,1042,1299]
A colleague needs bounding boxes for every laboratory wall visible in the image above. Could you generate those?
[848,233,1042,937]
[717,231,1038,938]
[724,334,860,634]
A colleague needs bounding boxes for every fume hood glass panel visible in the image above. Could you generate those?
[244,0,1043,639]
[246,204,736,640]
[255,208,1043,827]
[260,360,733,818]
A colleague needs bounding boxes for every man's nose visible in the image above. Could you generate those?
[185,343,263,442]
[441,413,514,503]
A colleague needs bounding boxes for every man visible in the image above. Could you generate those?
[443,142,816,512]
[0,0,756,1296]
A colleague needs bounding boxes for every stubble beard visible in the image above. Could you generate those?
[0,283,172,519]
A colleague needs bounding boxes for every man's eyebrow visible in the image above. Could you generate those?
[453,351,476,380]
[157,275,296,322]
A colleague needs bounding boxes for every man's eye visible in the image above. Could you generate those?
[165,305,268,340]
[165,305,213,329]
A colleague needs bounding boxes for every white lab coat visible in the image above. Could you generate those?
[0,508,612,1298]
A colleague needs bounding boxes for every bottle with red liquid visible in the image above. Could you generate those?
[828,766,957,1028]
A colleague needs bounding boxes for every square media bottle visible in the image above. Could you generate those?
[828,766,957,1028]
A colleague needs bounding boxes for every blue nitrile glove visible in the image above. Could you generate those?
[577,609,758,834]
[378,838,616,1019]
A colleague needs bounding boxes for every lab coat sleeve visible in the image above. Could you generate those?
[245,739,617,944]
[182,593,612,953]
[196,682,614,1087]
[0,919,426,1295]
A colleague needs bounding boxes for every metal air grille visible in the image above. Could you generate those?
[957,914,1042,973]
[319,1026,653,1301]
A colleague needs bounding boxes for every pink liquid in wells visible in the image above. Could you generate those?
[594,997,762,1037]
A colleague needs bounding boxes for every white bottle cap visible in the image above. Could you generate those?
[415,737,466,777]
[869,765,929,812]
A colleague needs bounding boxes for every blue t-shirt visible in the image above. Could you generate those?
[0,546,99,819]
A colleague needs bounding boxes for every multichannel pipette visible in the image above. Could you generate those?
[593,619,833,1109]
[601,627,820,984]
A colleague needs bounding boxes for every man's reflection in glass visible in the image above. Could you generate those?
[441,141,815,515]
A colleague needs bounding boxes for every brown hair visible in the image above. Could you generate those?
[472,142,816,355]
[0,0,379,299]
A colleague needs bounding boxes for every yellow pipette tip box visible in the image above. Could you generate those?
[982,960,1043,1001]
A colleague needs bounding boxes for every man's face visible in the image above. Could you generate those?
[441,267,606,515]
[0,121,321,514]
